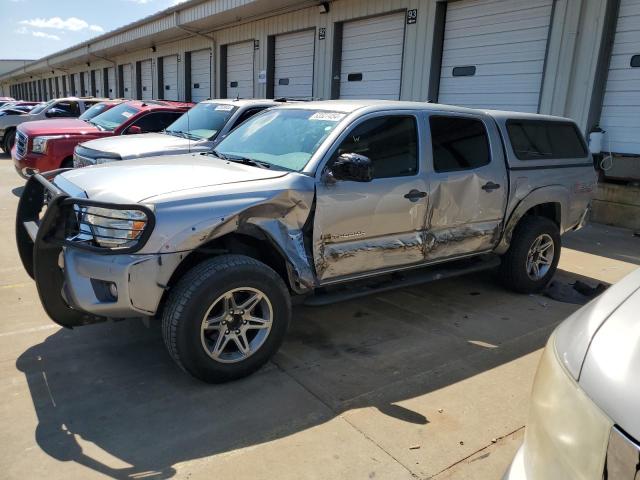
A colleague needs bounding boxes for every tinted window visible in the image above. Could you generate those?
[230,107,266,130]
[430,116,490,172]
[130,112,183,133]
[53,101,80,117]
[507,120,587,160]
[334,116,418,179]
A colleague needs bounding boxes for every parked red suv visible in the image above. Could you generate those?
[13,99,193,177]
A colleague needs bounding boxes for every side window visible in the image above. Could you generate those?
[130,112,183,133]
[53,101,81,117]
[230,108,266,130]
[506,120,588,160]
[334,115,418,179]
[430,116,490,173]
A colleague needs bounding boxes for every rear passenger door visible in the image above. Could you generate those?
[125,112,183,134]
[424,114,508,260]
[314,113,428,282]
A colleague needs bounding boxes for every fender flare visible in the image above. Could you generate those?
[494,185,569,255]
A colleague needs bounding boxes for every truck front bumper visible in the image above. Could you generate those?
[16,173,183,328]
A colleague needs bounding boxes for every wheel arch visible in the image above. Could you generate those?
[495,186,568,255]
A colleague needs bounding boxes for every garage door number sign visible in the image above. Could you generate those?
[407,9,417,24]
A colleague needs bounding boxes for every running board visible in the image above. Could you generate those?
[304,254,501,307]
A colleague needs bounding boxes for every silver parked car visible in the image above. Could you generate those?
[73,99,286,167]
[16,100,596,383]
[503,268,640,480]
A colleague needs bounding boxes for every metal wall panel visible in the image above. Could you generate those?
[107,67,116,98]
[274,29,315,99]
[599,0,640,155]
[438,0,553,113]
[93,69,103,97]
[339,12,406,100]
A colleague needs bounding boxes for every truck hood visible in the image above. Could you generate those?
[578,270,640,440]
[55,154,288,203]
[80,132,209,158]
[19,118,100,136]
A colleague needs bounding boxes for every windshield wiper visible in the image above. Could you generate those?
[210,150,271,169]
[167,130,200,140]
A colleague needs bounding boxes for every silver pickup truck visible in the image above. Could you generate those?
[16,100,596,383]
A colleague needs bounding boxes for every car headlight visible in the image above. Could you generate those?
[83,206,149,248]
[32,135,63,154]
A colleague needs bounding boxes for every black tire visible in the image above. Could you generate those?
[499,216,561,294]
[60,157,73,169]
[3,129,15,154]
[162,254,291,383]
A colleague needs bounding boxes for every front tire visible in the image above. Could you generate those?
[500,216,560,294]
[162,254,291,383]
[3,129,15,154]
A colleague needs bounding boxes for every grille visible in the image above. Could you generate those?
[15,131,27,157]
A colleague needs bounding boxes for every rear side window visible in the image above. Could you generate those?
[130,112,183,133]
[430,116,490,173]
[335,115,418,179]
[507,120,587,160]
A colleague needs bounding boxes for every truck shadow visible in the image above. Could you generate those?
[15,270,583,479]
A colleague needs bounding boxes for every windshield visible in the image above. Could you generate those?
[213,109,344,171]
[80,103,113,121]
[166,103,237,140]
[30,100,55,115]
[90,103,140,131]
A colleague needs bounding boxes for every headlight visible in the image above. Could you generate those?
[83,206,149,248]
[32,135,63,154]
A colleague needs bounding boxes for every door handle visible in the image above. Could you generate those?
[404,189,427,202]
[481,182,501,192]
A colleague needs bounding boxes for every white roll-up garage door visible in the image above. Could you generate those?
[93,69,102,97]
[140,59,153,100]
[163,55,179,101]
[123,64,133,99]
[599,0,640,155]
[438,0,553,113]
[190,49,211,103]
[226,41,254,99]
[73,73,81,96]
[107,67,116,98]
[339,12,405,100]
[274,30,315,99]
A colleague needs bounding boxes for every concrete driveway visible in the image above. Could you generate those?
[1,150,638,479]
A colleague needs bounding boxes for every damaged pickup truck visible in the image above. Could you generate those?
[16,100,596,383]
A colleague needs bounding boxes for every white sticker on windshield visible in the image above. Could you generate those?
[122,111,133,118]
[309,112,345,121]
[215,104,234,111]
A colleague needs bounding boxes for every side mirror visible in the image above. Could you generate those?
[328,153,373,183]
[45,109,62,118]
[127,125,142,135]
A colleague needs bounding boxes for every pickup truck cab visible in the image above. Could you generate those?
[16,100,596,383]
[13,99,193,177]
[0,97,107,153]
[72,99,286,167]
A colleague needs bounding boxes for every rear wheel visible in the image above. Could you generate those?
[161,254,291,383]
[2,129,15,153]
[60,158,73,169]
[500,216,560,293]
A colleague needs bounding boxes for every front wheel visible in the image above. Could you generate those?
[3,129,15,154]
[499,216,561,294]
[162,254,291,383]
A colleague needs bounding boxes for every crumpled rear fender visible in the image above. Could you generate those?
[494,185,569,255]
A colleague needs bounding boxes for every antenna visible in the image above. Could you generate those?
[187,108,191,153]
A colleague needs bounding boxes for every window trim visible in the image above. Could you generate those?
[323,112,421,180]
[429,114,492,174]
[505,119,588,161]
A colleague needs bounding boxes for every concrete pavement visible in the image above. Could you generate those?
[1,150,638,479]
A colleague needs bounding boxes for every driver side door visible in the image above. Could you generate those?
[313,113,428,283]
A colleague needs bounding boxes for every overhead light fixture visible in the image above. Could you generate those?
[87,62,91,67]
[318,1,329,13]
[151,46,157,52]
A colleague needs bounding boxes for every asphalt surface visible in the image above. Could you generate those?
[1,149,638,479]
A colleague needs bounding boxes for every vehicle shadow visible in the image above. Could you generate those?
[15,270,582,479]
[563,223,640,266]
